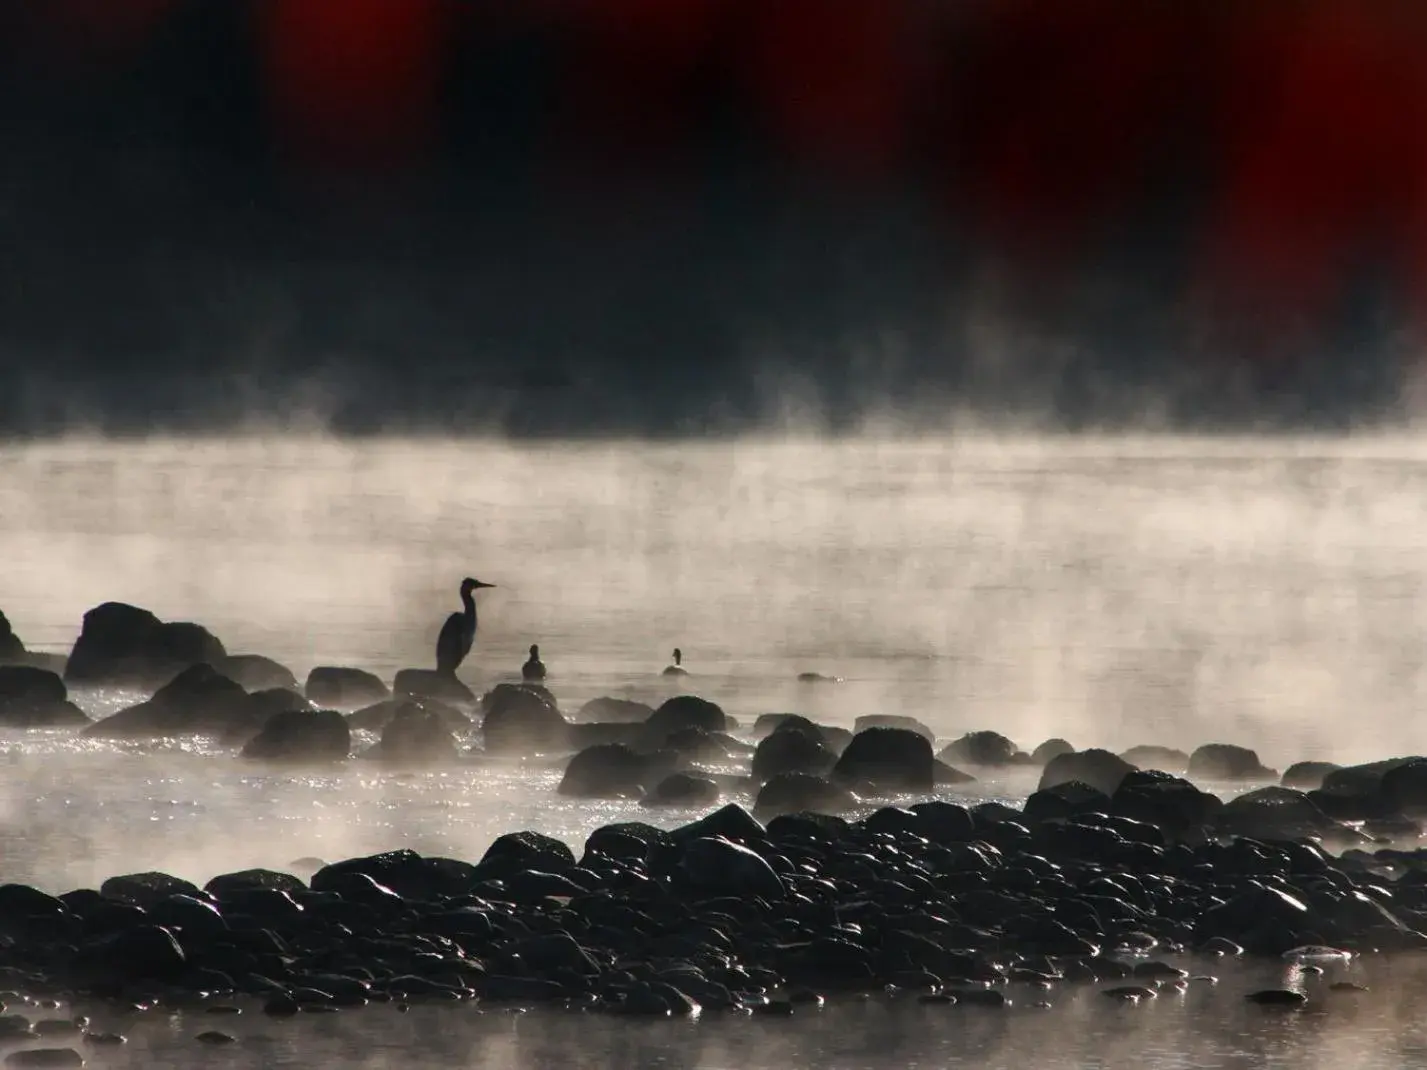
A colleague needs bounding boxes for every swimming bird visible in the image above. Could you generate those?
[662,648,688,677]
[436,577,495,675]
[522,644,546,682]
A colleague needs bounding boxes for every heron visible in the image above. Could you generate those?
[522,643,547,682]
[662,647,688,677]
[436,577,495,675]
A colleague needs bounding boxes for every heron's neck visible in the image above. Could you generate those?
[462,590,476,623]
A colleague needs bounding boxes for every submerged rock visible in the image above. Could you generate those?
[241,709,351,764]
[305,666,389,708]
[365,704,459,765]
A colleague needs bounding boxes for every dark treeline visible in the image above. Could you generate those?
[0,2,1419,436]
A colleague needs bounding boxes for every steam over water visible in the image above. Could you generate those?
[4,431,1427,1068]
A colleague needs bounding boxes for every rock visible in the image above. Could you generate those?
[4,1050,84,1068]
[0,609,24,662]
[679,837,785,900]
[1186,743,1276,781]
[1111,769,1222,841]
[82,663,255,739]
[852,714,934,740]
[641,773,720,808]
[575,697,653,723]
[1322,758,1419,796]
[220,654,299,692]
[832,727,934,792]
[754,773,859,817]
[663,726,747,762]
[65,602,226,689]
[1039,748,1137,796]
[1216,786,1336,840]
[1022,780,1111,824]
[72,924,187,984]
[558,744,677,798]
[203,868,307,899]
[0,666,89,728]
[1281,761,1341,790]
[393,668,475,705]
[1031,738,1074,765]
[940,731,1018,767]
[567,721,649,750]
[305,666,389,708]
[481,684,569,754]
[752,726,838,780]
[240,709,351,764]
[366,703,459,765]
[644,696,728,741]
[1380,759,1427,815]
[100,871,202,906]
[933,759,977,785]
[1120,745,1190,772]
[347,697,469,733]
[479,830,576,875]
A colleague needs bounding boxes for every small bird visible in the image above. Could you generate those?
[522,643,546,682]
[662,647,688,677]
[435,577,495,675]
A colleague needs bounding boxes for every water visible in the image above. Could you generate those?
[3,431,1427,1068]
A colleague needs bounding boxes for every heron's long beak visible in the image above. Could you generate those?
[474,581,497,589]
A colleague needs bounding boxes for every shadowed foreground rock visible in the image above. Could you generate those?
[3,793,1425,1021]
[64,601,227,689]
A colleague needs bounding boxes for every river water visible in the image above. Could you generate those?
[3,431,1427,1068]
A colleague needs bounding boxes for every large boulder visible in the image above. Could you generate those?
[1186,743,1276,781]
[940,730,1018,767]
[240,709,351,764]
[1021,780,1111,824]
[305,666,389,708]
[220,654,299,692]
[644,696,729,741]
[82,663,256,739]
[1120,744,1190,773]
[575,697,653,724]
[641,773,720,808]
[1215,786,1336,840]
[558,744,678,798]
[852,714,934,740]
[481,683,569,754]
[65,602,227,689]
[753,773,858,817]
[347,697,469,733]
[393,668,475,706]
[1039,748,1137,796]
[0,609,25,662]
[1381,759,1427,815]
[1031,738,1075,765]
[752,726,838,780]
[1111,769,1222,841]
[365,703,460,765]
[1281,761,1341,791]
[831,727,934,792]
[0,665,89,728]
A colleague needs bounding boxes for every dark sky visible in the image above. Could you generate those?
[2,1,1423,434]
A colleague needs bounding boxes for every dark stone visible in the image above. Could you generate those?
[0,666,88,728]
[1111,769,1222,840]
[241,709,351,764]
[574,697,653,724]
[559,744,677,799]
[1031,738,1075,765]
[83,663,254,739]
[933,759,977,786]
[366,703,459,765]
[481,684,569,754]
[73,924,187,984]
[852,714,934,740]
[832,727,934,792]
[0,609,23,662]
[670,803,767,847]
[644,696,729,741]
[754,773,858,818]
[1187,743,1276,781]
[1023,780,1111,824]
[347,697,468,732]
[940,730,1017,767]
[1040,749,1137,796]
[305,666,389,708]
[1216,787,1337,840]
[1281,761,1341,791]
[65,602,227,689]
[1380,759,1427,815]
[679,837,785,900]
[641,773,720,808]
[909,800,977,843]
[752,727,838,780]
[1120,745,1190,772]
[481,831,576,874]
[204,869,307,899]
[100,872,202,907]
[220,654,299,692]
[393,668,475,705]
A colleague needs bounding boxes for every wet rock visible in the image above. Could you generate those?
[641,773,720,808]
[100,872,202,907]
[83,663,253,739]
[366,703,459,765]
[1039,748,1137,796]
[1216,786,1336,840]
[679,837,785,900]
[1111,769,1222,841]
[480,831,576,876]
[1031,738,1074,765]
[0,666,89,728]
[0,610,23,663]
[663,726,747,762]
[752,726,838,780]
[1245,989,1307,1006]
[1119,745,1190,773]
[306,666,389,708]
[3,1050,84,1068]
[575,697,653,724]
[852,714,934,740]
[72,924,187,985]
[832,727,934,792]
[909,799,976,842]
[940,730,1018,767]
[644,696,729,741]
[220,654,299,692]
[241,709,351,764]
[559,744,677,799]
[393,668,475,706]
[481,684,569,754]
[753,773,858,817]
[1380,759,1427,815]
[203,869,307,899]
[933,759,977,786]
[1281,761,1341,791]
[348,697,469,733]
[567,721,648,750]
[65,601,227,689]
[1022,780,1111,824]
[1186,743,1276,781]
